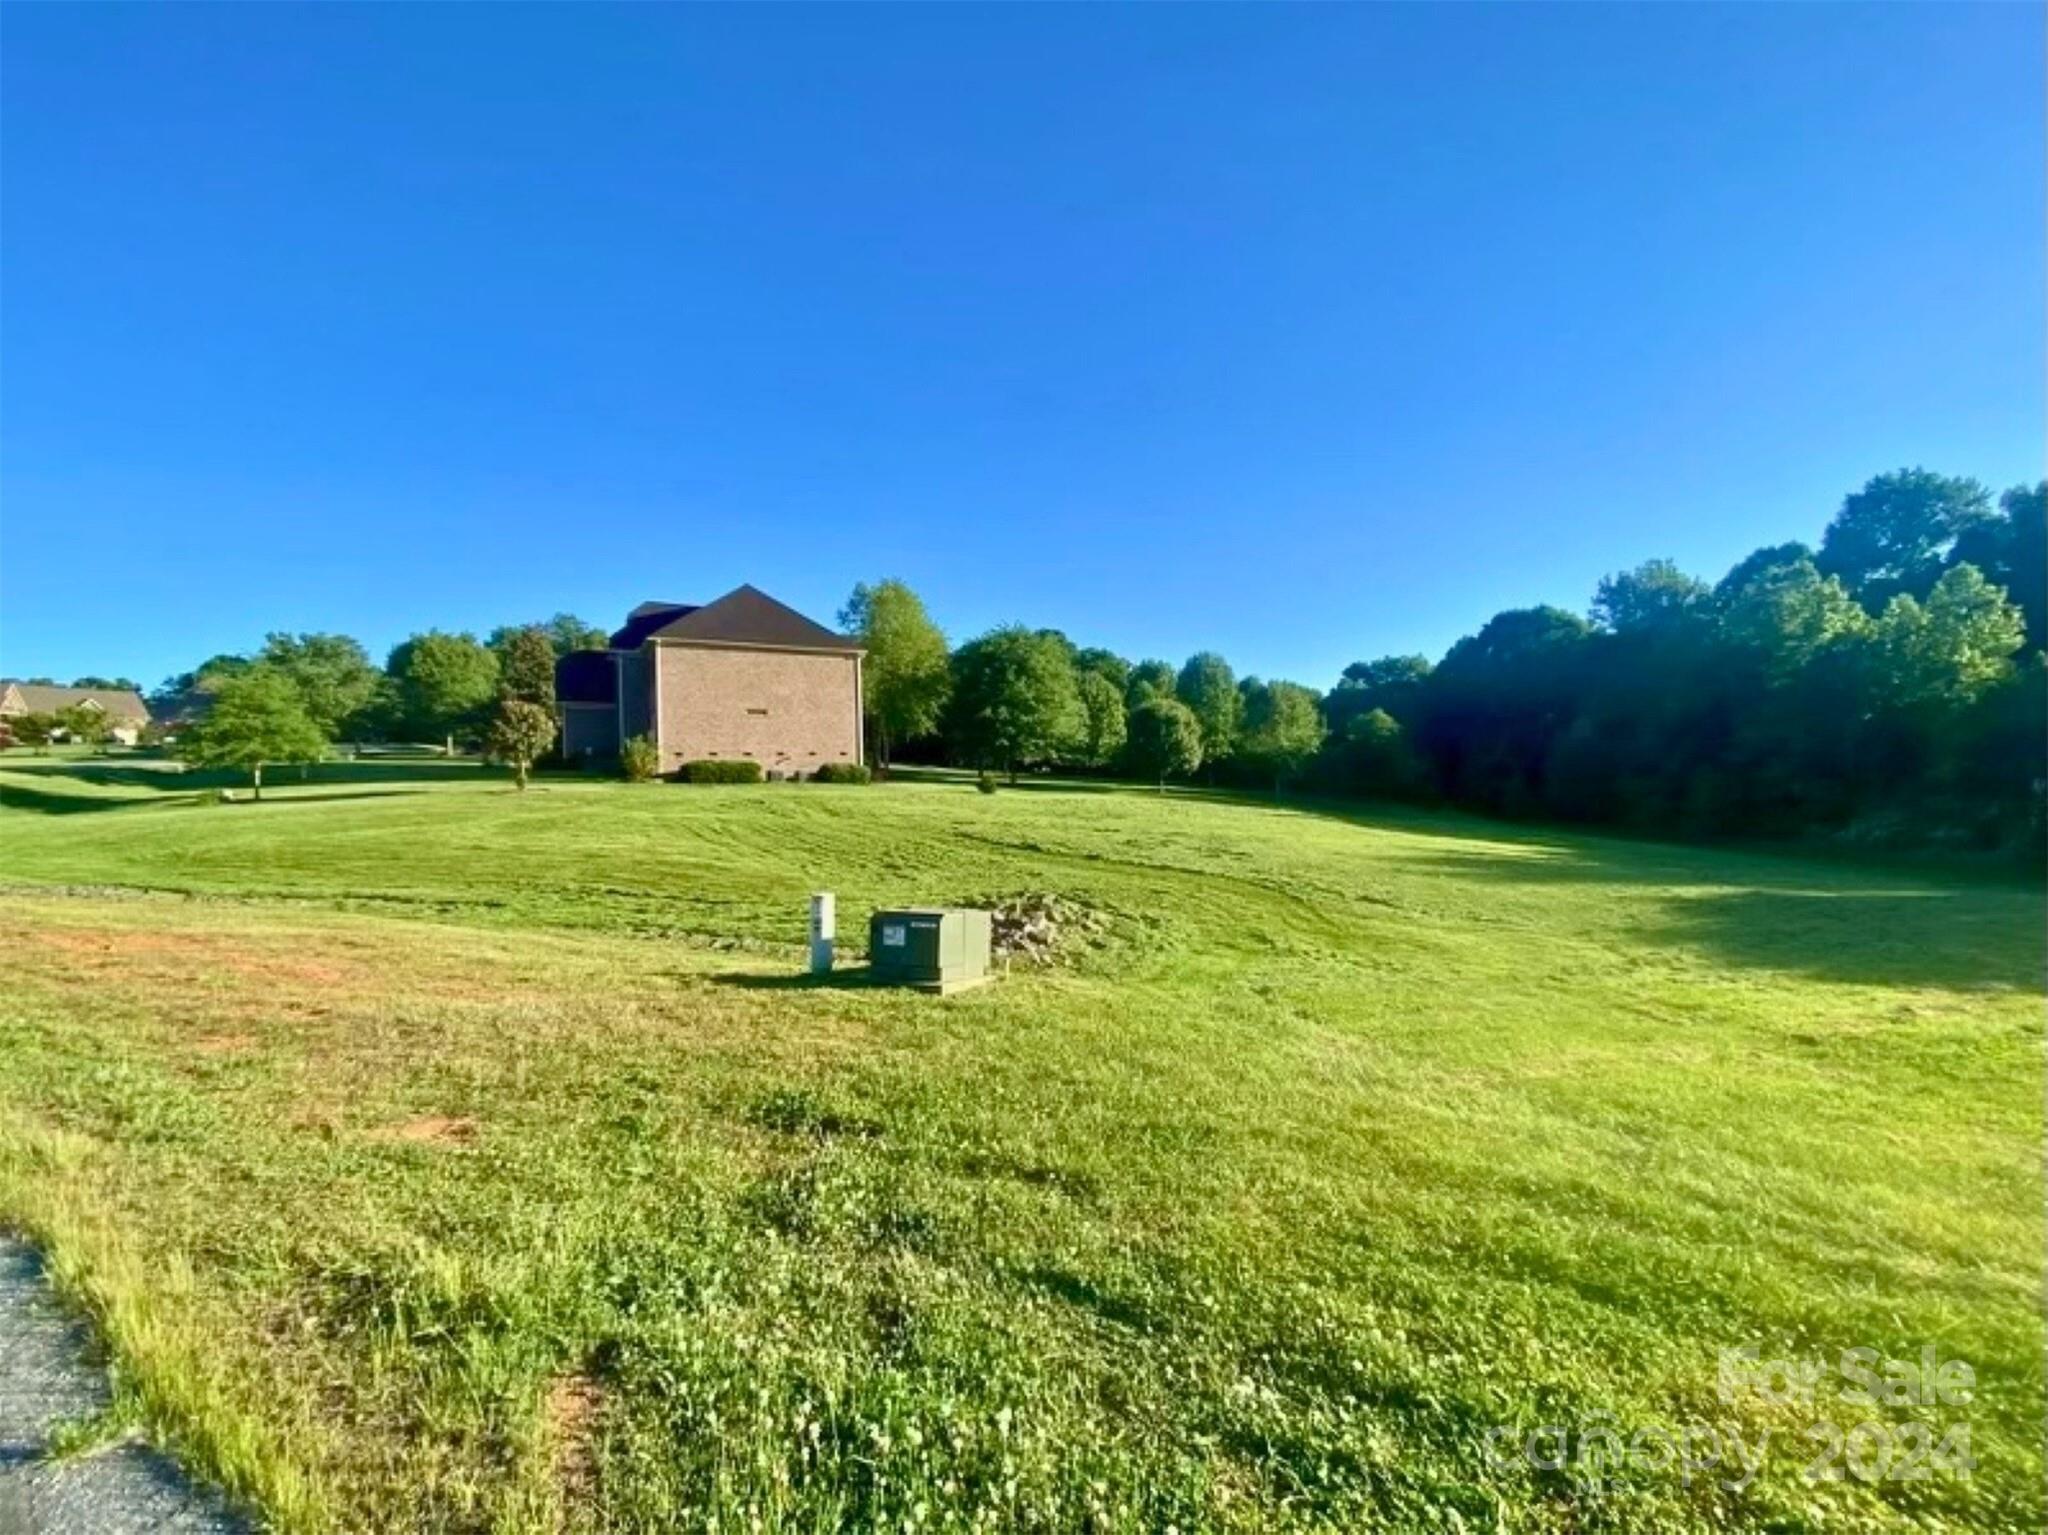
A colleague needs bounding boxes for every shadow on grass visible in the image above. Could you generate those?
[1399,846,2045,992]
[6,758,505,792]
[0,782,433,816]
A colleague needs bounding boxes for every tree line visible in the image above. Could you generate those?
[847,469,2044,853]
[81,466,2043,849]
[139,615,602,796]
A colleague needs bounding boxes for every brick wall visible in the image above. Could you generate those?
[652,643,861,775]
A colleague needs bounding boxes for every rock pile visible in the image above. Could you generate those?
[986,892,1109,965]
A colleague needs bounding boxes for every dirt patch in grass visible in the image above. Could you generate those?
[190,1033,258,1055]
[374,1114,479,1146]
[24,926,360,987]
[545,1370,606,1516]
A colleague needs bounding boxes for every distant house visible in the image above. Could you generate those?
[0,681,152,744]
[557,585,864,776]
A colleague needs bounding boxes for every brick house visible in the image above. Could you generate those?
[0,681,152,745]
[556,585,865,776]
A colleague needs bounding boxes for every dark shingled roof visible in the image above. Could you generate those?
[609,602,700,650]
[554,650,617,706]
[612,586,862,653]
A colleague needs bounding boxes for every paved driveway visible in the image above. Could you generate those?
[0,1237,245,1534]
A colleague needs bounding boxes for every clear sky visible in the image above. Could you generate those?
[2,3,2040,693]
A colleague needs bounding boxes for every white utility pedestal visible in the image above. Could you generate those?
[809,892,836,974]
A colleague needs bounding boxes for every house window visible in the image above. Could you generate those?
[746,707,769,716]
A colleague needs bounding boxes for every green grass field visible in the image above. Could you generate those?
[0,756,2039,1532]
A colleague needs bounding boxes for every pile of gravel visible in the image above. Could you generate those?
[985,892,1109,965]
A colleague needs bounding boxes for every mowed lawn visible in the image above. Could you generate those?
[0,758,2039,1533]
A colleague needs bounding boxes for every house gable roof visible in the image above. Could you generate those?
[0,682,150,720]
[618,586,862,654]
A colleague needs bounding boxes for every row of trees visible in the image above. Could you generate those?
[114,466,2041,846]
[844,470,2044,850]
[841,582,1326,790]
[164,614,600,795]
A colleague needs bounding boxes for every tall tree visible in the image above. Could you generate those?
[1719,557,1870,680]
[1325,654,1432,735]
[1073,670,1128,768]
[490,614,610,658]
[943,626,1082,781]
[1125,695,1202,791]
[1074,648,1132,692]
[1329,708,1426,800]
[176,666,328,800]
[1714,542,1815,605]
[1590,559,1710,634]
[840,580,951,769]
[387,632,499,754]
[1124,659,1177,709]
[1240,679,1325,791]
[150,654,250,723]
[545,614,610,656]
[1951,482,2046,653]
[1413,606,1592,814]
[1871,564,2026,712]
[1818,468,1996,609]
[1175,652,1242,767]
[259,633,381,738]
[494,625,558,708]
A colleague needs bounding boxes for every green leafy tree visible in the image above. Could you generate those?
[494,625,558,708]
[387,632,499,754]
[1872,564,2025,712]
[176,666,328,799]
[1325,654,1432,735]
[68,675,140,691]
[1591,559,1710,633]
[491,615,609,659]
[259,633,381,738]
[485,699,557,790]
[11,712,57,753]
[1074,648,1131,692]
[1334,708,1426,799]
[944,626,1082,781]
[546,614,610,655]
[1126,695,1202,790]
[1412,607,1592,814]
[1240,679,1325,790]
[1714,542,1814,605]
[56,704,115,753]
[1951,482,2046,652]
[150,654,249,724]
[1819,468,1996,609]
[1124,659,1177,709]
[1720,558,1871,681]
[1175,652,1242,767]
[1073,670,1128,769]
[840,579,951,769]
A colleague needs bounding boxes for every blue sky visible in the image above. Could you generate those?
[2,4,2040,692]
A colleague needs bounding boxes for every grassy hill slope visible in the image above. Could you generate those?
[0,758,2039,1531]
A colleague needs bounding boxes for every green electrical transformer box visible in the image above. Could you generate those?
[868,907,993,993]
